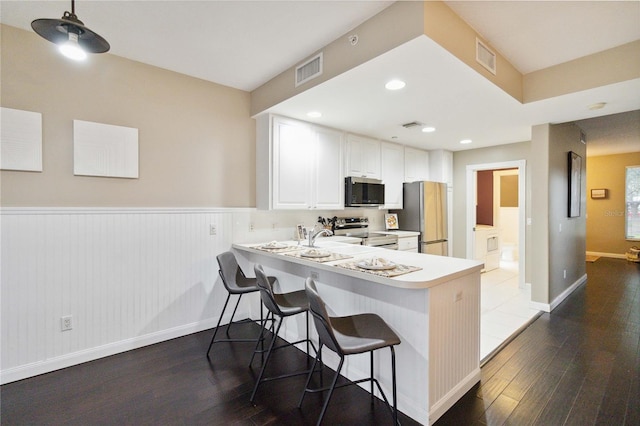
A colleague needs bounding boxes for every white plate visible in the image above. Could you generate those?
[357,261,396,270]
[260,242,287,249]
[300,250,331,258]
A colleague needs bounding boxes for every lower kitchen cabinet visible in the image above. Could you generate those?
[398,235,419,252]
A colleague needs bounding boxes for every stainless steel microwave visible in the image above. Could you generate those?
[345,177,385,207]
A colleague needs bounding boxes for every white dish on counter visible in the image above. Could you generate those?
[357,258,396,270]
[300,249,331,258]
[260,241,288,249]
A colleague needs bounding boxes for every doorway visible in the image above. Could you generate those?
[466,160,539,360]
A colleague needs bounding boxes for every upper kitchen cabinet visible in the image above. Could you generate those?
[429,149,453,185]
[380,142,404,209]
[404,146,430,182]
[311,126,344,209]
[345,134,381,179]
[256,115,344,210]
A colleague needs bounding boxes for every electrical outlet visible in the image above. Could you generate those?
[249,223,255,232]
[61,315,73,331]
[209,225,217,235]
[272,223,277,230]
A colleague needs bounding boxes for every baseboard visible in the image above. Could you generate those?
[586,251,626,259]
[429,368,481,424]
[529,273,587,313]
[0,318,220,385]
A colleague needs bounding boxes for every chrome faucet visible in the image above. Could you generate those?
[308,227,332,247]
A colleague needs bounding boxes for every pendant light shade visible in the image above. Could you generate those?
[31,0,110,59]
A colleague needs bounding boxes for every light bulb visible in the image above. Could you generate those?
[385,79,406,90]
[59,33,87,61]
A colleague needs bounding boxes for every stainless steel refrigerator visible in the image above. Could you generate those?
[391,181,448,255]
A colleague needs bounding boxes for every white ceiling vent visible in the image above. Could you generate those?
[476,38,496,75]
[295,52,323,87]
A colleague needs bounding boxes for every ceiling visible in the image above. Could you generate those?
[1,1,639,156]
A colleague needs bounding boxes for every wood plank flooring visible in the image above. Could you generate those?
[1,257,638,425]
[435,257,640,426]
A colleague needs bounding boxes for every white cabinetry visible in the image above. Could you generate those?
[404,146,429,182]
[311,126,344,209]
[380,142,404,209]
[257,115,344,210]
[428,149,453,185]
[345,134,381,179]
[398,235,419,252]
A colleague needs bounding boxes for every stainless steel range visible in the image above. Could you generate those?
[333,217,398,249]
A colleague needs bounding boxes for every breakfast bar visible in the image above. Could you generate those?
[232,240,483,425]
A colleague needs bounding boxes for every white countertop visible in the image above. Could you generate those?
[376,230,420,237]
[233,240,482,290]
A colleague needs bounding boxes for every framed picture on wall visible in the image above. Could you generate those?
[568,151,582,217]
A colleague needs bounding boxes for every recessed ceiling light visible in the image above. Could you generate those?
[307,111,322,118]
[588,102,606,110]
[385,79,406,90]
[422,126,436,133]
[460,139,472,144]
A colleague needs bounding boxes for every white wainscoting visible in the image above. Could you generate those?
[0,207,253,384]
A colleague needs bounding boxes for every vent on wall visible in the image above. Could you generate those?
[295,52,323,87]
[476,38,496,75]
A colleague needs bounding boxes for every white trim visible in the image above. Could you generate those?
[429,368,481,424]
[0,207,256,215]
[529,274,587,313]
[465,160,526,289]
[586,251,626,259]
[0,317,226,385]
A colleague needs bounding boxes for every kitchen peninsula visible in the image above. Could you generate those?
[233,240,483,425]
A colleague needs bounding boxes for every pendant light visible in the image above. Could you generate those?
[31,0,110,61]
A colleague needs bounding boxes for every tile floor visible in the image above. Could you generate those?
[480,260,541,360]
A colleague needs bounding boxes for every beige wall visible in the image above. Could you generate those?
[531,123,587,304]
[1,24,255,207]
[586,152,640,255]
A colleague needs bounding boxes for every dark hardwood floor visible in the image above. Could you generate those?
[435,257,640,426]
[1,257,638,425]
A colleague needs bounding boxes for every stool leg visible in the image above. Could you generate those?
[297,343,323,408]
[248,310,272,367]
[225,294,243,337]
[250,316,282,403]
[391,346,398,425]
[370,351,374,403]
[317,356,344,426]
[206,292,231,356]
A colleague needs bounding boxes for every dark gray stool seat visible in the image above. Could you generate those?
[299,278,401,425]
[206,251,274,357]
[250,264,317,402]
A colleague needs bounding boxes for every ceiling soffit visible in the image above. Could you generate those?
[251,1,639,118]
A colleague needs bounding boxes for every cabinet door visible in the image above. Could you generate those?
[404,147,430,182]
[346,134,381,179]
[312,126,344,209]
[272,117,312,209]
[362,138,381,178]
[380,142,404,209]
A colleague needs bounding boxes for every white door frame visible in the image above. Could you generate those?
[466,160,526,288]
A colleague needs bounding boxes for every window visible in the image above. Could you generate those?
[626,165,640,240]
